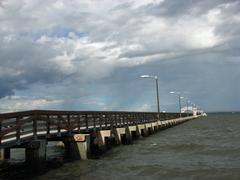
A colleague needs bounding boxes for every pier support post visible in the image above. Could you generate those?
[64,134,91,160]
[97,130,112,151]
[114,128,125,144]
[137,124,148,137]
[25,140,47,167]
[151,122,158,132]
[0,149,4,161]
[114,127,132,145]
[0,148,10,161]
[145,123,154,135]
[158,121,163,130]
[128,126,139,140]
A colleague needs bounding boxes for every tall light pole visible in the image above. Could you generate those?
[192,103,196,116]
[170,91,184,117]
[186,99,190,116]
[140,75,160,120]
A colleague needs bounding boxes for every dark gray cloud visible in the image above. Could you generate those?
[0,38,70,97]
[142,0,239,17]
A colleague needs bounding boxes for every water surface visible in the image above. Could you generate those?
[10,113,240,179]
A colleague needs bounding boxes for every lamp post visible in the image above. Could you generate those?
[140,75,160,120]
[170,91,184,117]
[192,103,196,116]
[186,99,190,116]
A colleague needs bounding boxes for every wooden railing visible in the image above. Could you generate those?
[0,110,188,148]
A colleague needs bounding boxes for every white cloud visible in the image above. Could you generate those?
[0,96,63,113]
[136,103,153,111]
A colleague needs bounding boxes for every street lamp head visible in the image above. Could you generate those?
[180,96,184,99]
[169,91,175,94]
[141,75,151,78]
[140,75,157,79]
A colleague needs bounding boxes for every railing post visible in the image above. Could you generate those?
[126,114,129,127]
[85,114,89,131]
[0,118,2,144]
[110,114,114,131]
[122,114,125,127]
[115,114,118,127]
[132,114,134,125]
[16,116,21,143]
[99,114,102,130]
[67,114,72,135]
[57,115,61,136]
[134,114,137,125]
[93,114,96,131]
[77,114,81,133]
[47,115,50,137]
[129,114,131,126]
[104,114,108,129]
[136,114,139,125]
[33,113,38,140]
[130,114,133,125]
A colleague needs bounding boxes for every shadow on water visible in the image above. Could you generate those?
[0,160,61,180]
[0,142,66,180]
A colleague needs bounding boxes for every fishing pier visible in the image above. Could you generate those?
[0,110,201,166]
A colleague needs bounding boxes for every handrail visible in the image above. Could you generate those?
[0,110,190,148]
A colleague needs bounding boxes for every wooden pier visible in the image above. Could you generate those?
[0,110,201,166]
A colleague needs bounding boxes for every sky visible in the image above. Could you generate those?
[0,0,239,113]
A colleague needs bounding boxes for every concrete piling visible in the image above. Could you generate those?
[114,127,132,144]
[145,123,153,135]
[25,140,47,167]
[97,130,112,151]
[0,148,10,161]
[64,134,91,160]
[137,124,147,137]
[128,125,139,139]
[114,128,126,145]
[151,122,158,132]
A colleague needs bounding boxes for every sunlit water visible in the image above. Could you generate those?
[3,113,240,180]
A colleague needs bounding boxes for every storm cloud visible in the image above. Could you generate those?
[0,0,239,112]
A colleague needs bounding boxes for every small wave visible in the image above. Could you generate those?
[169,143,206,152]
[226,127,233,132]
[150,143,157,146]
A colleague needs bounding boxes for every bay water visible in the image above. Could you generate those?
[35,113,240,180]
